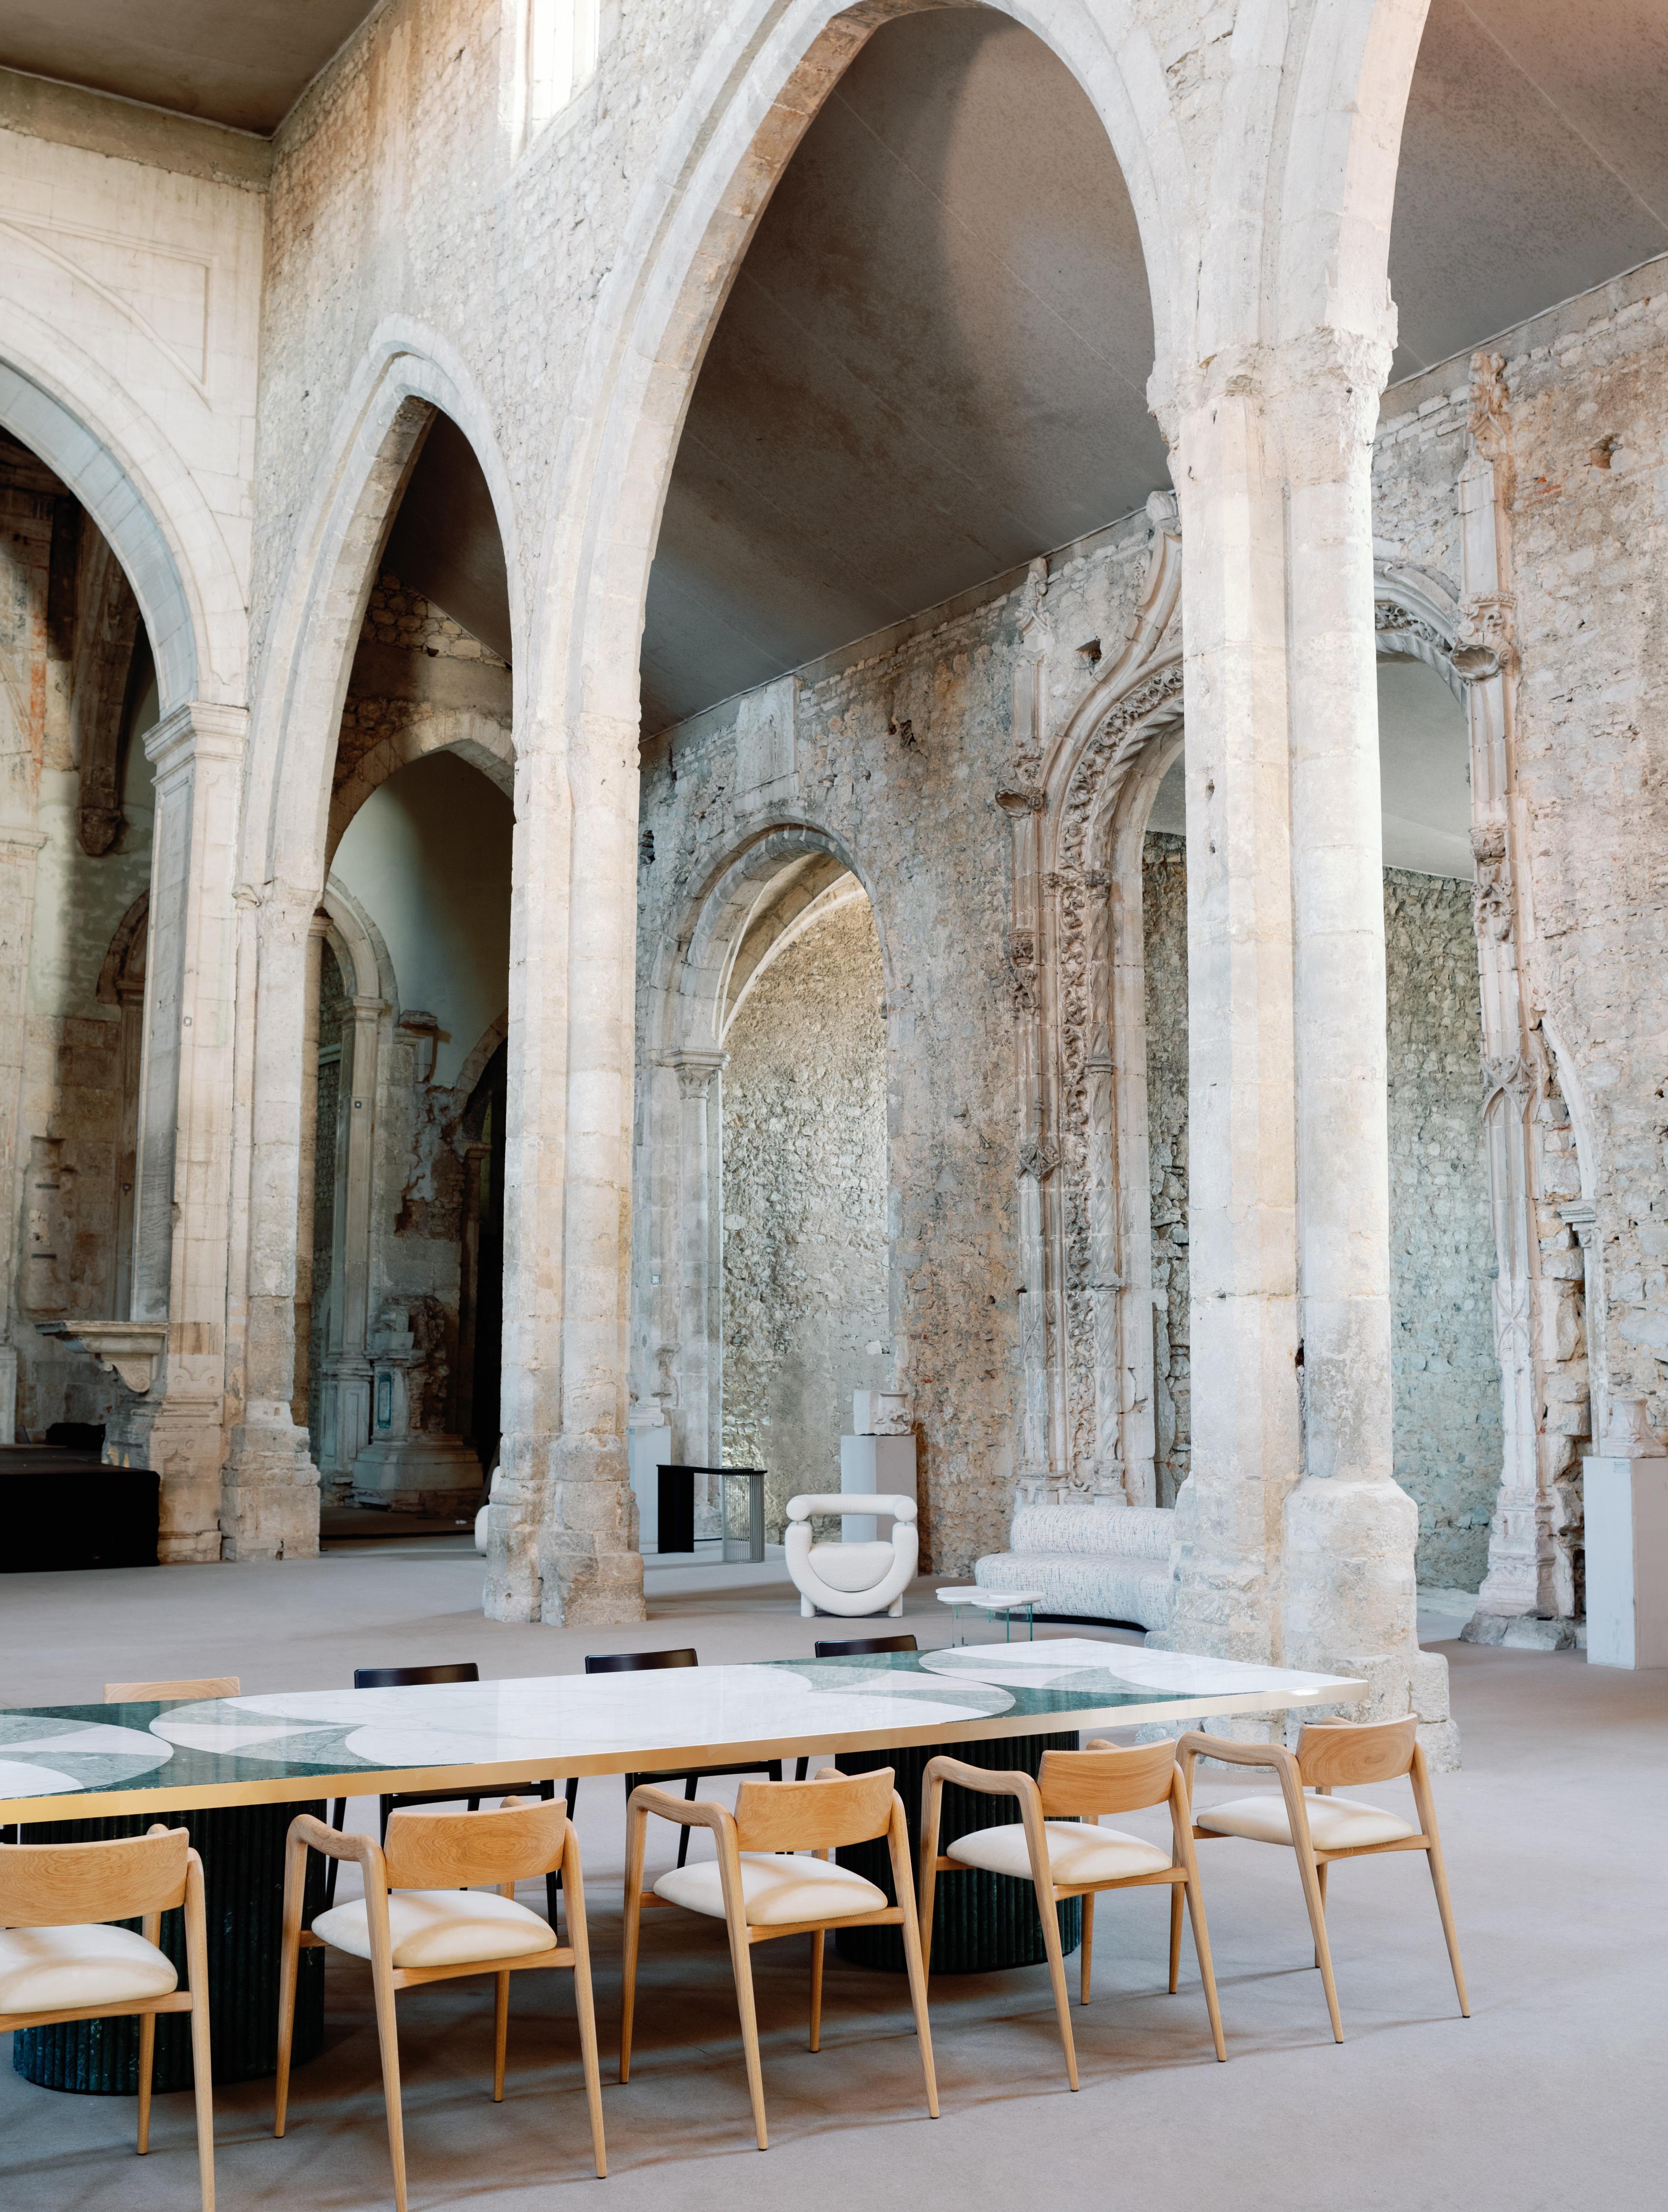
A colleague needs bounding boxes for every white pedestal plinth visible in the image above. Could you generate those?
[838,1434,917,1543]
[629,1426,673,1551]
[1585,1454,1668,1669]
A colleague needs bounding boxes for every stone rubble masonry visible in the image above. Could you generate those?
[720,897,890,1537]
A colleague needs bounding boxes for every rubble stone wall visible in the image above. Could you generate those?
[720,897,890,1535]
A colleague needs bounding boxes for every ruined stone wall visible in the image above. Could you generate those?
[1142,831,1189,1506]
[1375,262,1668,1480]
[720,898,889,1535]
[637,512,1156,1572]
[1383,871,1501,1590]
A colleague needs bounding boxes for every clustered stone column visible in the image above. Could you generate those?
[486,712,646,1626]
[1160,334,1450,1754]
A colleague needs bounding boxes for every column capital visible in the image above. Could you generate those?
[668,1047,727,1098]
[1166,327,1392,488]
[142,699,249,779]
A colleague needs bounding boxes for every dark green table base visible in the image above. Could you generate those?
[13,1802,327,2095]
[834,1732,1081,1974]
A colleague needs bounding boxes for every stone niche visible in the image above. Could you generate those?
[349,1296,485,1515]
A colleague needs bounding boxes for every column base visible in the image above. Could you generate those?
[350,1431,485,1516]
[221,1404,321,1560]
[1461,1609,1581,1652]
[106,1388,225,1563]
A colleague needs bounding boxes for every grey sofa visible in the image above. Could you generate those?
[974,1502,1175,1633]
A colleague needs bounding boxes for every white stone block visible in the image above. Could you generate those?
[838,1433,917,1543]
[1585,1454,1668,1669]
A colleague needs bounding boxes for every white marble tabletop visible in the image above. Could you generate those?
[0,1645,1364,1823]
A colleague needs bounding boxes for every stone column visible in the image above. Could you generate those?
[106,704,250,1560]
[332,990,383,1471]
[290,915,327,1430]
[0,824,48,1442]
[671,1048,726,1474]
[487,715,645,1625]
[1162,337,1446,1752]
[219,879,322,1557]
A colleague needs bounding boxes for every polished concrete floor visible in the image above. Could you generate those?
[3,1552,1665,2211]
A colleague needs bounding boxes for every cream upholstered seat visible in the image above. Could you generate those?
[946,1820,1172,1886]
[0,1921,179,2013]
[1180,1715,1469,2044]
[654,1851,888,1927]
[804,1541,900,1594]
[310,1888,558,1969]
[921,1738,1226,2089]
[622,1767,936,2149]
[785,1493,918,1618]
[0,1825,215,2209]
[1196,1794,1416,1852]
[277,1796,606,2210]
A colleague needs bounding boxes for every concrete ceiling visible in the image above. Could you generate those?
[644,0,1668,729]
[0,3,378,135]
[1148,657,1473,879]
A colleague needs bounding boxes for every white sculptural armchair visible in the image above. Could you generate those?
[785,1493,918,1618]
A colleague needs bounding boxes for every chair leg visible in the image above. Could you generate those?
[888,1811,938,2119]
[1425,1840,1471,2017]
[1168,1879,1184,1994]
[1180,1865,1228,2064]
[493,1970,510,2101]
[809,1928,825,2052]
[370,1961,410,2212]
[619,1804,647,2085]
[562,1832,608,2178]
[1034,1874,1079,2091]
[721,1910,769,2148]
[545,1870,561,1928]
[677,1773,698,1870]
[1315,1859,1328,1967]
[182,1865,216,2212]
[379,1795,394,1844]
[1080,1891,1094,2006]
[137,2009,156,2154]
[325,1797,348,1907]
[564,1776,579,1820]
[1291,1843,1344,2044]
[795,1756,810,1781]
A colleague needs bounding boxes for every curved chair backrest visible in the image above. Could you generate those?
[1039,1739,1177,1817]
[732,1768,897,1853]
[383,1797,567,1890]
[105,1677,239,1702]
[1297,1715,1418,1788]
[584,1648,698,1675]
[814,1634,917,1659]
[0,1827,190,1927]
[353,1661,479,1689]
[786,1494,917,1523]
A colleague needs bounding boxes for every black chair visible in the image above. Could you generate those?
[565,1648,783,1869]
[326,1662,560,1919]
[795,1634,919,1777]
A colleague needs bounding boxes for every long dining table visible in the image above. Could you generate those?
[0,1639,1363,2093]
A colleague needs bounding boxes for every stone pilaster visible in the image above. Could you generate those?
[0,824,48,1444]
[218,876,322,1559]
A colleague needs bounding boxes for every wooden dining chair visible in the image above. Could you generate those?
[566,1648,783,1870]
[0,1825,215,2208]
[276,1795,605,2209]
[105,1677,240,1702]
[1178,1714,1469,2042]
[919,1738,1225,2088]
[323,1662,559,1917]
[792,1634,918,1778]
[620,1767,937,2149]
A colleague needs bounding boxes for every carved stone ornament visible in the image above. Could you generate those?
[995,784,1047,814]
[1599,1395,1668,1459]
[39,1320,168,1396]
[1017,1138,1058,1183]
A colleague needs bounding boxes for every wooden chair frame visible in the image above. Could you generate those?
[275,1798,605,2210]
[0,1824,215,2209]
[1177,1716,1469,2043]
[104,1677,240,1703]
[919,1740,1226,2090]
[619,1768,937,2149]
